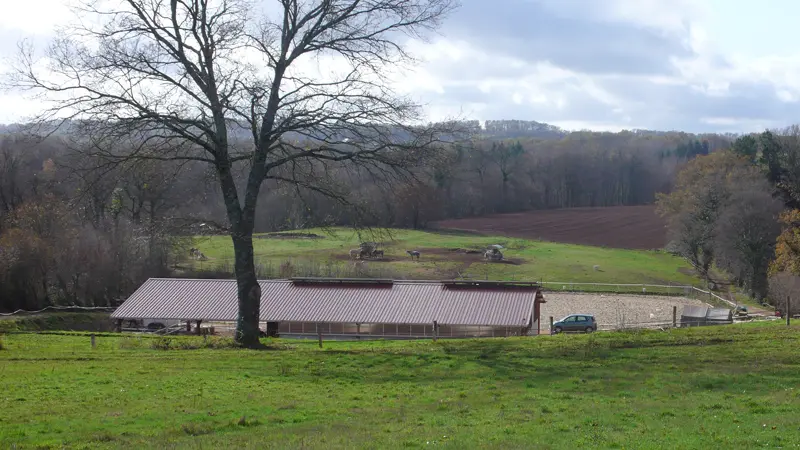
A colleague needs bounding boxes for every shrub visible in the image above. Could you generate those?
[151,336,173,350]
[768,272,800,315]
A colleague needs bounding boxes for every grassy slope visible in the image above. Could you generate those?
[191,228,701,286]
[1,324,800,449]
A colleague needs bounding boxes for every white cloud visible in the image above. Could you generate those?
[2,0,800,133]
[0,0,71,34]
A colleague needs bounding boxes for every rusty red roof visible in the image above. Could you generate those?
[111,278,539,327]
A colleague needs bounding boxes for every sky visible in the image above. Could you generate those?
[1,0,800,133]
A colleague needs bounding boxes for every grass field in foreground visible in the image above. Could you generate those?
[190,228,702,287]
[2,324,799,449]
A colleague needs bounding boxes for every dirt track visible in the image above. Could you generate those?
[432,205,667,250]
[541,293,708,331]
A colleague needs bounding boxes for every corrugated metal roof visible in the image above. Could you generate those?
[681,305,708,318]
[111,278,537,327]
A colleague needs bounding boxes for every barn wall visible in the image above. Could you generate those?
[275,321,530,338]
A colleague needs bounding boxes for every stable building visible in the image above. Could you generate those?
[110,278,547,339]
[680,305,733,327]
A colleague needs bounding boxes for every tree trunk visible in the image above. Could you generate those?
[231,229,261,347]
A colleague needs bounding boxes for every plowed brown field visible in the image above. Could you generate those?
[432,205,667,250]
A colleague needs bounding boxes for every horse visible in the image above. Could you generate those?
[349,248,362,260]
[406,250,420,261]
[372,249,384,259]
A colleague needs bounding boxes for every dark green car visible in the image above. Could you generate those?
[552,314,597,334]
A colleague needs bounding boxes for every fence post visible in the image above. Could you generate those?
[91,334,96,349]
[672,306,677,328]
[433,321,438,342]
[317,324,323,348]
[549,316,554,335]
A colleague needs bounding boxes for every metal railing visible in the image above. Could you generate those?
[539,281,739,307]
[540,281,693,296]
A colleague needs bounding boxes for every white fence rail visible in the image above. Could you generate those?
[0,305,116,317]
[539,281,739,308]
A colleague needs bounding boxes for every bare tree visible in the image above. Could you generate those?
[0,139,24,216]
[9,0,459,346]
[714,180,783,300]
[768,272,800,315]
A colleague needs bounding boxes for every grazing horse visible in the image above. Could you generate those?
[372,249,384,258]
[406,250,421,261]
[349,248,362,260]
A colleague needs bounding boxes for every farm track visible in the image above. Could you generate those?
[432,205,667,250]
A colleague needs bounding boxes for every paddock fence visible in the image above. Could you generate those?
[538,281,737,308]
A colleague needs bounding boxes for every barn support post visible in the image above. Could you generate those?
[114,319,122,332]
[186,321,191,333]
[433,321,438,342]
[672,306,677,328]
[196,320,202,335]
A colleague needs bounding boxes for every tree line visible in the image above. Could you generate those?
[657,126,800,311]
[0,126,729,313]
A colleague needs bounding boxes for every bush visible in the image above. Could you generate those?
[768,272,800,315]
[151,336,173,350]
[148,335,240,350]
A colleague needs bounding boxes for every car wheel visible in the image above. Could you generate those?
[585,327,594,333]
[553,326,562,334]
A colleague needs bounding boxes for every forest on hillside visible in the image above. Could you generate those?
[0,123,733,311]
[657,127,800,307]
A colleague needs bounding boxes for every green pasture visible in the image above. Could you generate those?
[1,323,799,449]
[188,228,702,287]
